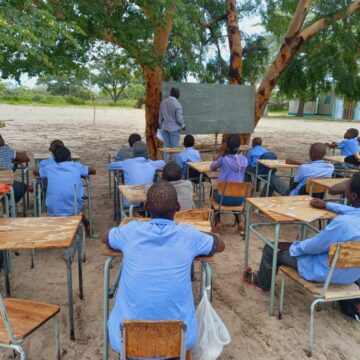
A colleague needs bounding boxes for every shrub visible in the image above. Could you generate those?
[64,96,85,105]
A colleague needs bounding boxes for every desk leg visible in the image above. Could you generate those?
[86,178,94,236]
[25,165,29,209]
[265,169,273,197]
[198,173,204,208]
[65,249,75,341]
[244,204,252,268]
[77,235,84,300]
[20,165,26,216]
[103,257,115,360]
[4,250,11,297]
[108,155,112,197]
[253,163,259,196]
[269,223,280,316]
[119,192,125,224]
[113,173,118,222]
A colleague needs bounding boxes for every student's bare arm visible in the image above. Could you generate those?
[285,159,303,166]
[100,232,111,248]
[15,151,30,163]
[328,180,349,195]
[212,232,225,253]
[88,167,96,175]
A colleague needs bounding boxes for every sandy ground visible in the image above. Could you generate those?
[0,104,360,360]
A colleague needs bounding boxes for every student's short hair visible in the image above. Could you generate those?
[184,134,195,148]
[147,181,178,219]
[252,137,262,147]
[350,172,360,197]
[170,87,180,99]
[348,128,359,138]
[162,162,182,182]
[128,133,142,147]
[226,134,240,155]
[49,139,64,154]
[54,146,71,163]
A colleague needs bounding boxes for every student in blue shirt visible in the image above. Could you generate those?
[37,146,96,233]
[262,143,334,197]
[0,134,30,202]
[102,181,225,355]
[176,134,202,177]
[243,171,360,291]
[245,137,268,182]
[108,141,165,186]
[115,133,141,161]
[326,128,360,156]
[38,139,64,170]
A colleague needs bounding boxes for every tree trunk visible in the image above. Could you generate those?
[143,64,164,159]
[296,99,305,117]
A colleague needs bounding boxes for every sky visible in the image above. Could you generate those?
[4,14,264,89]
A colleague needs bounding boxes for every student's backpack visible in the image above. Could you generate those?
[339,298,360,322]
[258,151,278,176]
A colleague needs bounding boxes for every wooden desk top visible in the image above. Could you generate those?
[324,155,345,163]
[308,177,348,189]
[0,216,82,250]
[34,153,80,161]
[0,170,14,185]
[257,159,299,169]
[187,161,214,173]
[158,147,183,154]
[246,196,336,223]
[103,217,214,261]
[118,185,146,203]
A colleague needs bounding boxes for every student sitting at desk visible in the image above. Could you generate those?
[243,172,360,291]
[38,139,64,170]
[245,137,269,182]
[36,146,96,234]
[115,133,141,161]
[0,134,30,202]
[326,128,360,156]
[262,143,334,197]
[210,134,248,232]
[108,141,165,186]
[102,181,225,355]
[161,162,194,209]
[176,134,202,177]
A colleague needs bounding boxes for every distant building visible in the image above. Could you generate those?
[288,93,360,121]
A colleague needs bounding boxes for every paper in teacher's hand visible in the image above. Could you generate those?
[156,129,164,143]
[267,204,331,222]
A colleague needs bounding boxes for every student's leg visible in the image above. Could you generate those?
[260,174,290,197]
[256,244,298,291]
[245,167,255,182]
[12,181,27,203]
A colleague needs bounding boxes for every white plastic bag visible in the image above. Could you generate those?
[193,292,231,360]
[156,128,164,143]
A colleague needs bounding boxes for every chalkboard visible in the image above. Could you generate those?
[162,82,255,134]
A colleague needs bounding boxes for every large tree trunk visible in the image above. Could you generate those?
[143,65,164,159]
[296,99,305,117]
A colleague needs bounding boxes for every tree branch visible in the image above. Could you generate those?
[300,0,360,41]
[286,0,312,38]
[201,14,227,29]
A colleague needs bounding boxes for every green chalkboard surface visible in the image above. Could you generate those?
[162,82,255,134]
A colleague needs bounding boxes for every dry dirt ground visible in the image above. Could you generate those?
[1,104,360,360]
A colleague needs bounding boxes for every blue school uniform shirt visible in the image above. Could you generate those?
[176,147,202,176]
[107,219,214,354]
[39,161,89,216]
[247,145,268,168]
[108,157,165,185]
[0,145,15,170]
[290,202,360,284]
[290,160,334,196]
[337,138,359,156]
[39,156,56,170]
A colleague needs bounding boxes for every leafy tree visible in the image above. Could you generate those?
[91,45,140,103]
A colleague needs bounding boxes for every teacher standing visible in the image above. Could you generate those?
[158,87,185,149]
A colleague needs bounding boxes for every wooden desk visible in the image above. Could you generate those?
[244,196,335,315]
[102,217,214,360]
[118,185,146,219]
[34,153,80,165]
[158,147,183,162]
[0,170,15,217]
[0,216,83,341]
[254,160,299,197]
[324,155,345,163]
[308,178,349,198]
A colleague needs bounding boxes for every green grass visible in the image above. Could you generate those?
[0,95,136,108]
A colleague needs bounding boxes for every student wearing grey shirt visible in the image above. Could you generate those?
[158,87,185,150]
